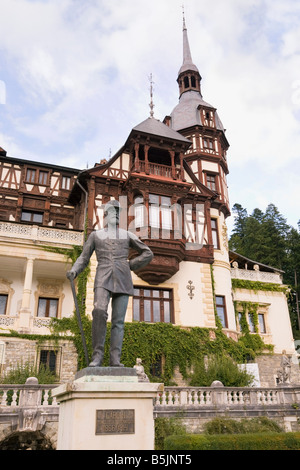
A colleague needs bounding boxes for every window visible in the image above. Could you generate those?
[26,168,36,183]
[211,218,219,249]
[37,298,58,318]
[134,195,144,229]
[0,294,8,315]
[184,76,189,88]
[248,313,256,333]
[21,211,43,224]
[215,295,227,328]
[38,171,48,185]
[39,350,57,373]
[258,314,266,333]
[206,174,217,191]
[61,176,71,190]
[203,138,214,150]
[133,288,173,323]
[149,194,172,230]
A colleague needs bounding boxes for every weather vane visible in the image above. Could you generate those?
[182,4,186,28]
[149,73,155,118]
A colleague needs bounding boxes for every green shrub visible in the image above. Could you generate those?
[2,362,59,384]
[204,417,283,435]
[155,417,186,450]
[164,432,300,450]
[190,355,254,387]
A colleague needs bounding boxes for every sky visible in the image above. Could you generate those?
[0,0,299,235]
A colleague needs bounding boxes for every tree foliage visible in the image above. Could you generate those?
[229,203,300,333]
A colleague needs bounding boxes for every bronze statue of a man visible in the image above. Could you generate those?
[67,200,153,367]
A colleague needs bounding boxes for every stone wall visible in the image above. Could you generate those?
[0,337,78,383]
[255,354,300,387]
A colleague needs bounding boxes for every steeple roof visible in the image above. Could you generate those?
[178,16,199,76]
[169,17,225,133]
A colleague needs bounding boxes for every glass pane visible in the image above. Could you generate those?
[152,290,159,297]
[62,176,70,190]
[163,291,170,299]
[49,299,58,318]
[135,205,144,228]
[38,299,47,317]
[164,301,170,323]
[133,299,140,321]
[0,295,7,315]
[161,207,172,229]
[215,296,224,306]
[39,171,48,184]
[48,351,57,372]
[33,213,43,223]
[133,288,140,296]
[144,290,151,298]
[217,307,225,327]
[153,300,160,322]
[258,314,266,333]
[161,196,171,206]
[144,300,151,322]
[149,194,159,204]
[248,314,255,333]
[149,205,159,228]
[26,169,35,182]
[21,211,31,221]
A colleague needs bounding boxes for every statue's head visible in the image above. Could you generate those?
[104,200,121,226]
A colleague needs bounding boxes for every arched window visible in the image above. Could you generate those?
[191,76,196,87]
[184,76,189,88]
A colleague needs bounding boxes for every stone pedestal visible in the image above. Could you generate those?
[52,367,163,450]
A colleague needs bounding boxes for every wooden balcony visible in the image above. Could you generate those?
[131,161,183,181]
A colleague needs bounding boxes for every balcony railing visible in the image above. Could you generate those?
[231,267,282,284]
[132,161,182,180]
[0,221,83,246]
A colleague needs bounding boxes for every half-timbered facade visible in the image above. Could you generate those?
[0,20,298,386]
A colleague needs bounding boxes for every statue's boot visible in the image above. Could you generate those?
[89,308,108,367]
[109,314,125,367]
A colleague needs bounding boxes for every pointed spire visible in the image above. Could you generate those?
[177,8,202,97]
[179,8,199,75]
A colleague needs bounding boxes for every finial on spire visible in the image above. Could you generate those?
[149,73,155,118]
[182,4,186,30]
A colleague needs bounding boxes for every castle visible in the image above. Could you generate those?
[0,18,298,387]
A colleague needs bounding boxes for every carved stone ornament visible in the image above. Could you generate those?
[186,280,195,299]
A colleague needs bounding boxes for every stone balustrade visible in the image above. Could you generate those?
[230,267,282,284]
[0,221,83,246]
[1,380,300,442]
[154,385,300,408]
[0,382,58,407]
[1,381,299,411]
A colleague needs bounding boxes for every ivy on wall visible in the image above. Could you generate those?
[231,278,288,294]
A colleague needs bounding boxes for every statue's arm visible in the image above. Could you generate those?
[128,232,153,271]
[67,231,96,280]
